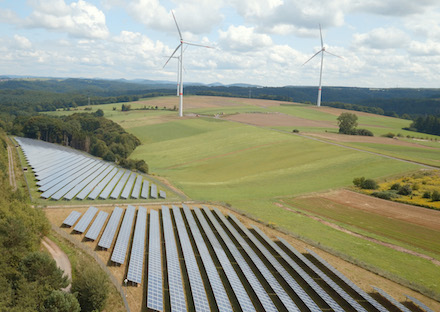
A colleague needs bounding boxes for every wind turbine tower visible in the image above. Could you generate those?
[164,11,213,117]
[303,24,342,107]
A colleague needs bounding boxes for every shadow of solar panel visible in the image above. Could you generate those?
[85,211,109,241]
[99,169,124,199]
[63,211,82,227]
[111,205,136,264]
[150,184,158,199]
[98,207,124,249]
[192,207,255,312]
[182,205,233,312]
[127,206,147,284]
[213,209,300,312]
[247,224,363,312]
[373,287,411,312]
[147,209,163,311]
[131,175,143,199]
[121,173,137,199]
[173,206,210,312]
[140,181,149,199]
[306,248,388,312]
[74,206,98,233]
[405,295,433,312]
[162,206,187,312]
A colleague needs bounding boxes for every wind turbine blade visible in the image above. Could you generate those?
[324,50,343,59]
[319,24,324,48]
[163,43,182,68]
[302,50,322,66]
[172,11,183,40]
[182,40,214,49]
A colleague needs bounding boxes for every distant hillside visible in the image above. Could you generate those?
[0,77,440,117]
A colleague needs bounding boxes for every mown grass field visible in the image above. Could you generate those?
[46,96,440,297]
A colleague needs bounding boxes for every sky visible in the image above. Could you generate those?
[1,0,440,88]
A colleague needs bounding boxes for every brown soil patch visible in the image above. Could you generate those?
[303,189,440,231]
[224,112,337,128]
[45,203,440,312]
[304,131,439,149]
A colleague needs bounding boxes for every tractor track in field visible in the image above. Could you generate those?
[276,201,440,266]
[7,144,17,191]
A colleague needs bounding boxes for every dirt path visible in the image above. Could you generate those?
[276,202,440,266]
[7,145,17,191]
[42,237,72,292]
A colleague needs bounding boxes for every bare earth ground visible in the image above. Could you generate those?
[224,112,337,128]
[45,203,440,312]
[42,237,72,292]
[310,189,440,231]
[303,131,439,149]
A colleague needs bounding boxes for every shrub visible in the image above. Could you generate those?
[72,264,109,312]
[292,129,299,133]
[371,191,399,200]
[390,183,401,191]
[381,132,395,138]
[361,179,378,190]
[422,191,431,199]
[353,177,365,187]
[355,129,374,136]
[397,184,412,195]
[432,190,440,201]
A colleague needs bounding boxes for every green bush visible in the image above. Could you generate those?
[381,132,395,138]
[432,190,440,201]
[371,191,399,200]
[361,179,378,190]
[390,183,401,190]
[353,177,365,187]
[422,191,431,199]
[355,129,374,136]
[397,184,412,195]
[72,264,109,312]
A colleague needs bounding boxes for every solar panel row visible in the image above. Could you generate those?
[74,206,98,233]
[140,181,149,199]
[146,209,163,311]
[110,170,131,199]
[405,295,433,312]
[63,211,82,227]
[373,287,411,312]
[121,172,137,199]
[98,206,124,249]
[127,206,147,284]
[111,205,136,264]
[131,175,143,199]
[85,211,109,241]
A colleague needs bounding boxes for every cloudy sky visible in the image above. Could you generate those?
[1,0,440,88]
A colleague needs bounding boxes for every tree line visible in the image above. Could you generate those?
[11,112,149,173]
[409,115,440,136]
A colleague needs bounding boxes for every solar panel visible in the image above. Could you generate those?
[248,224,364,312]
[306,248,389,312]
[147,209,163,311]
[111,205,136,264]
[87,167,119,200]
[63,163,109,200]
[85,211,109,241]
[159,190,166,199]
[172,206,210,312]
[150,184,158,199]
[98,207,124,249]
[405,295,434,312]
[140,181,149,199]
[192,207,256,312]
[202,206,277,312]
[372,287,411,312]
[110,170,131,199]
[131,175,143,199]
[99,169,124,199]
[63,211,82,227]
[73,206,98,233]
[213,210,299,312]
[161,205,187,311]
[127,206,147,284]
[182,205,233,312]
[121,173,137,199]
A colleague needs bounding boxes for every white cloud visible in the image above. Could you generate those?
[13,34,32,49]
[349,0,437,16]
[219,25,273,51]
[25,0,109,39]
[352,27,410,50]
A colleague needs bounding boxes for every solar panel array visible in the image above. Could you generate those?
[127,206,147,284]
[61,205,428,312]
[111,205,136,264]
[15,137,167,201]
[98,206,124,249]
[146,209,163,311]
[74,206,98,233]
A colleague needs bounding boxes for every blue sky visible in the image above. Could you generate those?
[1,0,440,88]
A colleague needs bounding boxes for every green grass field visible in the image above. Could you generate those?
[46,96,440,297]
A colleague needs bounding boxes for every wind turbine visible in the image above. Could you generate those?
[164,11,213,117]
[303,24,342,107]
